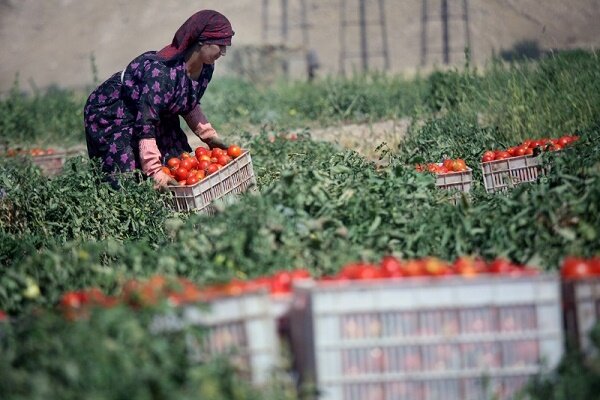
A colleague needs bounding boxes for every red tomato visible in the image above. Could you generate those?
[60,292,83,309]
[403,259,425,276]
[561,257,593,279]
[515,147,527,157]
[227,145,242,158]
[488,258,516,274]
[380,256,403,277]
[442,159,454,170]
[495,151,511,160]
[339,263,379,280]
[271,271,293,293]
[186,175,199,185]
[358,265,383,280]
[195,170,206,180]
[198,154,211,163]
[291,269,311,280]
[590,257,600,275]
[195,146,211,158]
[482,151,495,162]
[223,279,246,296]
[453,256,485,277]
[174,167,189,181]
[216,154,231,166]
[180,158,195,171]
[167,157,180,169]
[161,166,173,176]
[197,160,210,171]
[206,163,219,175]
[454,159,467,171]
[180,152,192,159]
[423,257,451,276]
[211,148,225,158]
[525,148,534,155]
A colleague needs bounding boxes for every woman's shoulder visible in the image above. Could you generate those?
[126,52,186,81]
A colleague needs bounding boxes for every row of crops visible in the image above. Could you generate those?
[1,50,600,399]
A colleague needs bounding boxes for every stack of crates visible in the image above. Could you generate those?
[562,277,600,357]
[290,274,563,400]
[150,290,280,385]
[167,150,257,213]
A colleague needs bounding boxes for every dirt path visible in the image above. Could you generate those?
[187,118,412,161]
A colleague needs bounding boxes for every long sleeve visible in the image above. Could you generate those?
[183,105,219,142]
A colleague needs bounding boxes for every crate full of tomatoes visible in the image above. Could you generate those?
[2,147,84,177]
[57,276,283,386]
[416,159,473,200]
[480,135,579,193]
[560,256,600,358]
[162,144,257,213]
[289,256,564,400]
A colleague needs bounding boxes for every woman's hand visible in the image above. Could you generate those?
[204,137,229,150]
[153,170,179,190]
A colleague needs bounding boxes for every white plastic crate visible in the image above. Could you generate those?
[289,274,564,400]
[27,149,83,177]
[562,277,600,357]
[480,155,542,193]
[167,150,257,213]
[150,290,280,385]
[435,168,472,192]
[434,167,473,204]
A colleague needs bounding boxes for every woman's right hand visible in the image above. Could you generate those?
[153,170,179,189]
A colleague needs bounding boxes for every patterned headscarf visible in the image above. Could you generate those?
[153,10,234,61]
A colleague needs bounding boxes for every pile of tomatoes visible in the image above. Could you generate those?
[481,135,580,163]
[560,257,600,279]
[39,255,600,321]
[323,256,537,280]
[2,147,57,157]
[161,144,243,186]
[415,158,469,175]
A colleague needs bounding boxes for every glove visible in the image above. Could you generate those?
[204,136,229,150]
[139,138,178,188]
[153,170,179,190]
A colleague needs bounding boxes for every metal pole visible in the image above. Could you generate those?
[359,0,368,71]
[339,0,346,75]
[300,0,309,47]
[281,0,289,76]
[420,0,427,66]
[463,0,472,61]
[441,0,450,64]
[281,0,289,43]
[378,0,390,70]
[262,0,269,42]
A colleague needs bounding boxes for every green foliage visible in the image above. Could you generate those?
[0,156,169,244]
[0,306,277,400]
[0,79,85,147]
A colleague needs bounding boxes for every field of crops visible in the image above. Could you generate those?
[1,50,600,399]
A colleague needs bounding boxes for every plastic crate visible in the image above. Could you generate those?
[150,290,280,385]
[289,274,563,400]
[434,167,473,204]
[480,155,543,193]
[23,149,83,177]
[167,150,257,213]
[562,277,600,357]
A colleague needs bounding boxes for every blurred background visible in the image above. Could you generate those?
[1,0,599,93]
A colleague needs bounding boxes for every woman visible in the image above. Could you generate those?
[84,10,234,187]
